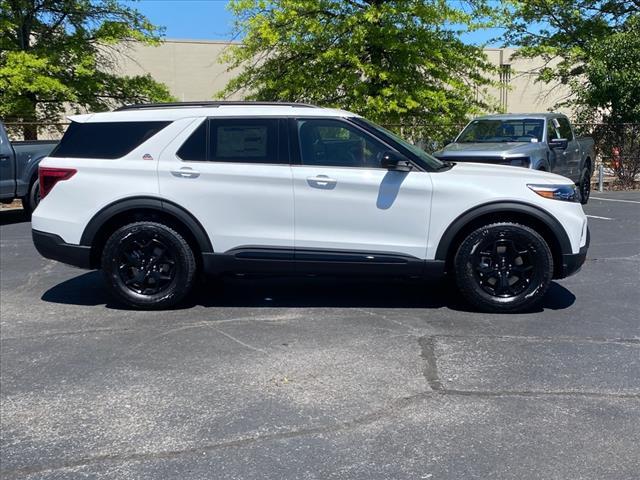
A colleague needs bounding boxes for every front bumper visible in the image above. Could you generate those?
[32,230,92,269]
[557,228,589,279]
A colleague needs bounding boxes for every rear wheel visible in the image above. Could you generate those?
[101,221,196,309]
[578,165,592,204]
[21,177,40,214]
[454,222,553,313]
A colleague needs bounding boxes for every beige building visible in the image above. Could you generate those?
[116,39,572,116]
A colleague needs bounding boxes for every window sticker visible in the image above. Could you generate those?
[216,126,267,158]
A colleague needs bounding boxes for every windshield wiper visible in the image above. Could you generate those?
[437,160,455,171]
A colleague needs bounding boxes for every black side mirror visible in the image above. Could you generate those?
[549,138,568,150]
[380,151,412,172]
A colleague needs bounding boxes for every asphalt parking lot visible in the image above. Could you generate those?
[1,191,639,479]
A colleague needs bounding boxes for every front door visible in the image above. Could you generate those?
[158,117,294,259]
[546,120,570,177]
[557,117,581,180]
[0,124,15,199]
[291,118,432,273]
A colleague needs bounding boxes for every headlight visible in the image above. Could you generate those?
[506,157,530,167]
[527,184,581,202]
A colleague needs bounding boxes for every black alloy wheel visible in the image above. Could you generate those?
[115,231,176,296]
[454,222,554,312]
[473,237,535,298]
[102,221,196,309]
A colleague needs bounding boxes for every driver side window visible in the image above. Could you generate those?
[297,119,387,168]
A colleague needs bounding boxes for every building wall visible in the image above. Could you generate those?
[117,39,573,116]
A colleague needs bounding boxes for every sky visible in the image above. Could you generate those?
[130,0,505,47]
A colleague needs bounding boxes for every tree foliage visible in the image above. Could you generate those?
[0,0,174,138]
[502,0,639,122]
[219,0,497,125]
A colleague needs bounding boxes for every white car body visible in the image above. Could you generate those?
[32,102,589,310]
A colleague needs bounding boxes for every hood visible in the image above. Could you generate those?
[445,161,571,184]
[434,141,537,158]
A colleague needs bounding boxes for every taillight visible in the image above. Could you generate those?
[39,167,77,199]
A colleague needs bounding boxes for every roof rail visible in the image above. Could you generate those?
[115,101,318,111]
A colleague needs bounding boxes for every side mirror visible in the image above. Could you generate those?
[380,151,412,172]
[549,138,568,150]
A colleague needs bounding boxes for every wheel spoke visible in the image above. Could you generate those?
[115,231,176,296]
[472,233,537,299]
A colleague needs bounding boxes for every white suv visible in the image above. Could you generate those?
[32,102,589,312]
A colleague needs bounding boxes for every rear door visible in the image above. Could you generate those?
[158,117,294,259]
[290,117,432,273]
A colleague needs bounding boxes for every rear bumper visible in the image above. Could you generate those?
[32,230,92,269]
[557,228,589,279]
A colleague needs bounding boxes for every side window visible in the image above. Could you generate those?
[50,121,170,159]
[209,118,280,164]
[556,118,574,140]
[177,120,207,161]
[297,119,387,168]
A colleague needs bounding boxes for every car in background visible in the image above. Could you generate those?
[0,121,58,213]
[433,113,595,203]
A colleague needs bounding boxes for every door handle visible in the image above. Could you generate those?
[307,175,337,189]
[171,167,200,179]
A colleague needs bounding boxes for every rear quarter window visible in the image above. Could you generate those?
[50,121,170,159]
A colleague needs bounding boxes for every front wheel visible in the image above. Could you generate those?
[454,222,554,313]
[101,221,196,309]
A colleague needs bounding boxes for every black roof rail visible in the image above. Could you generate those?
[115,101,318,111]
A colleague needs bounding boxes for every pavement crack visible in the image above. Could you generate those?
[418,336,443,391]
[211,327,268,355]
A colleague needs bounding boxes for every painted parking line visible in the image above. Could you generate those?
[590,197,640,204]
[586,215,613,220]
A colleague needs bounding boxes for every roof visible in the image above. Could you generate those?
[68,102,360,123]
[473,112,567,121]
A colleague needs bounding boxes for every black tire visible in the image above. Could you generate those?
[21,177,40,214]
[578,166,592,204]
[454,222,554,313]
[101,221,196,309]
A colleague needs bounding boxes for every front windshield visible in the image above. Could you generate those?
[352,118,445,170]
[458,119,544,143]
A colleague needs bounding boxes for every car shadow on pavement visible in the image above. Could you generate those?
[41,271,576,313]
[0,209,29,226]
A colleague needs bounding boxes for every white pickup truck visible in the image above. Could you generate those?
[433,113,595,203]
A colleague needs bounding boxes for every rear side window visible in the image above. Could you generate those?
[50,121,170,159]
[556,118,574,140]
[177,118,282,164]
[176,120,207,161]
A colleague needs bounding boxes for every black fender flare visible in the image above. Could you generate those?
[434,201,572,261]
[80,196,213,253]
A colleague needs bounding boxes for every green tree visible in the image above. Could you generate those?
[0,0,174,139]
[218,0,496,126]
[502,0,639,120]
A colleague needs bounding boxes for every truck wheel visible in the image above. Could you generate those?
[578,167,591,204]
[454,222,553,313]
[21,178,40,214]
[101,221,196,309]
